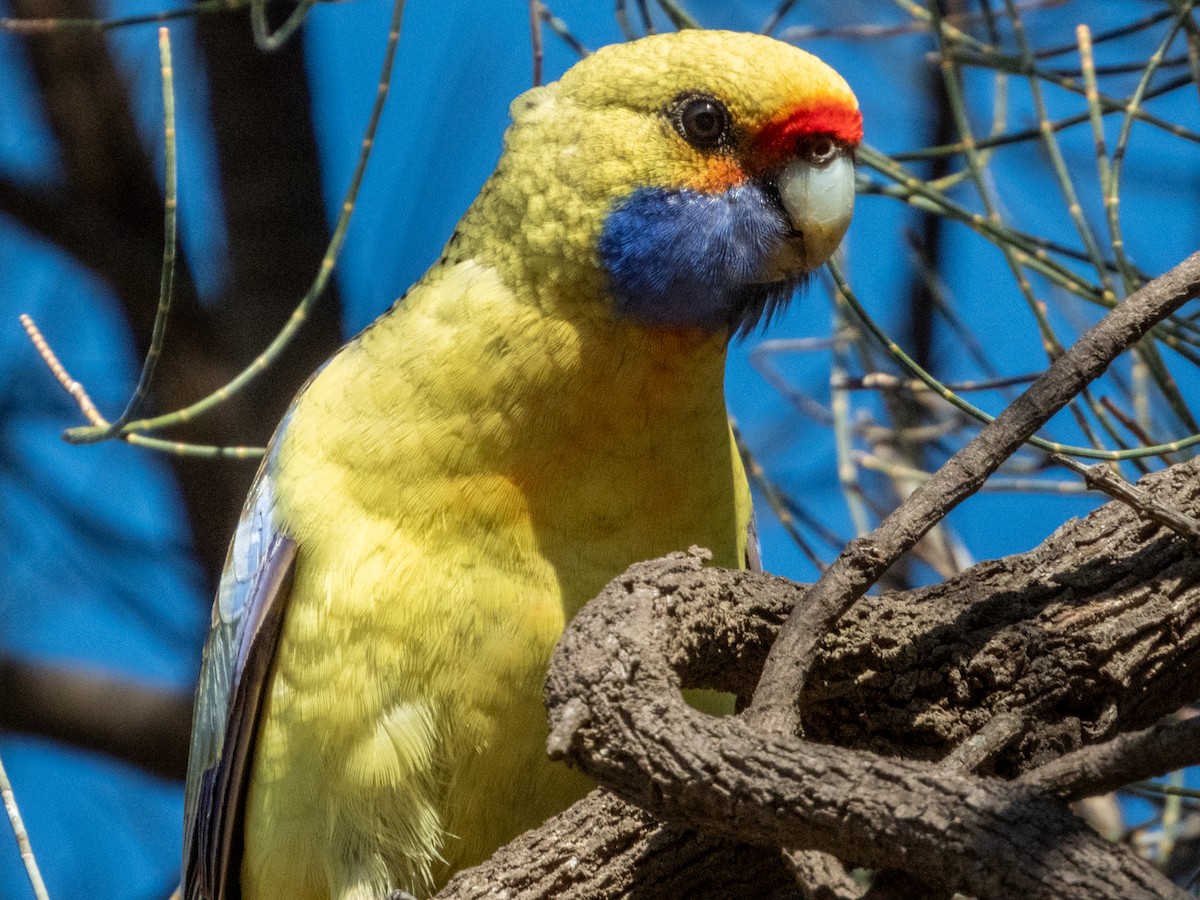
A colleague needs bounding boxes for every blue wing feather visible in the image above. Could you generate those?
[182,454,296,900]
[745,506,762,573]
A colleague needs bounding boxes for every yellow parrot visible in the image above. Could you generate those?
[182,29,860,900]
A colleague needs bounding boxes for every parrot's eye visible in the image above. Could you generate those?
[799,135,839,168]
[672,94,731,150]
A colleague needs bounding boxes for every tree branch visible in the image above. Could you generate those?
[442,450,1200,898]
[542,553,1182,899]
[1021,711,1200,801]
[440,790,801,899]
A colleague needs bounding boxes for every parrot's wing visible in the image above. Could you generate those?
[182,460,296,900]
[745,507,762,573]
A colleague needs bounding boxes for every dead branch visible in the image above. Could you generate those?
[541,555,1181,899]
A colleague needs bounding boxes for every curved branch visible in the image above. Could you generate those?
[446,454,1200,897]
[542,553,1182,899]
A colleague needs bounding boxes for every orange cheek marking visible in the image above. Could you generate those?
[690,155,748,193]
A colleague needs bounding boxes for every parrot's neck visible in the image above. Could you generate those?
[369,256,734,467]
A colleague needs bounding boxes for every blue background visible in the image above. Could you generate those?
[1,1,1197,896]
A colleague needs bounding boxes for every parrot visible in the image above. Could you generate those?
[181,28,861,900]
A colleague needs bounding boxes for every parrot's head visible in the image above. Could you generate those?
[470,30,861,337]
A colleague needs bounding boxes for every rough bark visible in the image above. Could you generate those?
[443,455,1200,899]
[802,456,1200,770]
[441,791,801,899]
[541,556,1183,898]
[542,556,1180,900]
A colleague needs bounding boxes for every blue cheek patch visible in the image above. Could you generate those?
[598,184,792,332]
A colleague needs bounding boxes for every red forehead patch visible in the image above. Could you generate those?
[754,102,864,161]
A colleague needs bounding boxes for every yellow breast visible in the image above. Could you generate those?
[242,260,749,899]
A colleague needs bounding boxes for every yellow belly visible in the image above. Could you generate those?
[241,466,612,897]
[240,263,748,899]
[242,454,742,899]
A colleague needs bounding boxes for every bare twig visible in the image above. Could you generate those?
[1052,454,1200,547]
[0,750,50,900]
[1022,712,1200,802]
[528,0,543,86]
[19,313,106,427]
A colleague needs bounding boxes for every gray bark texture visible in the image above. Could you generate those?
[803,454,1200,771]
[440,455,1200,899]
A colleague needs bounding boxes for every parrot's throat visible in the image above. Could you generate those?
[598,184,801,335]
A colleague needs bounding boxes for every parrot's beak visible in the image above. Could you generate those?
[775,149,856,271]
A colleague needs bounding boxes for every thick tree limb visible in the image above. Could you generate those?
[542,553,1183,899]
[442,452,1200,898]
[440,790,801,899]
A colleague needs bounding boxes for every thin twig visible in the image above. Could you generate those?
[0,750,50,900]
[833,262,1200,462]
[733,421,827,572]
[1098,395,1176,463]
[1052,454,1200,548]
[250,0,317,51]
[0,0,226,33]
[69,26,177,444]
[760,0,798,36]
[21,314,263,458]
[857,452,1087,494]
[96,0,409,442]
[528,0,543,86]
[19,313,105,427]
[839,371,1041,393]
